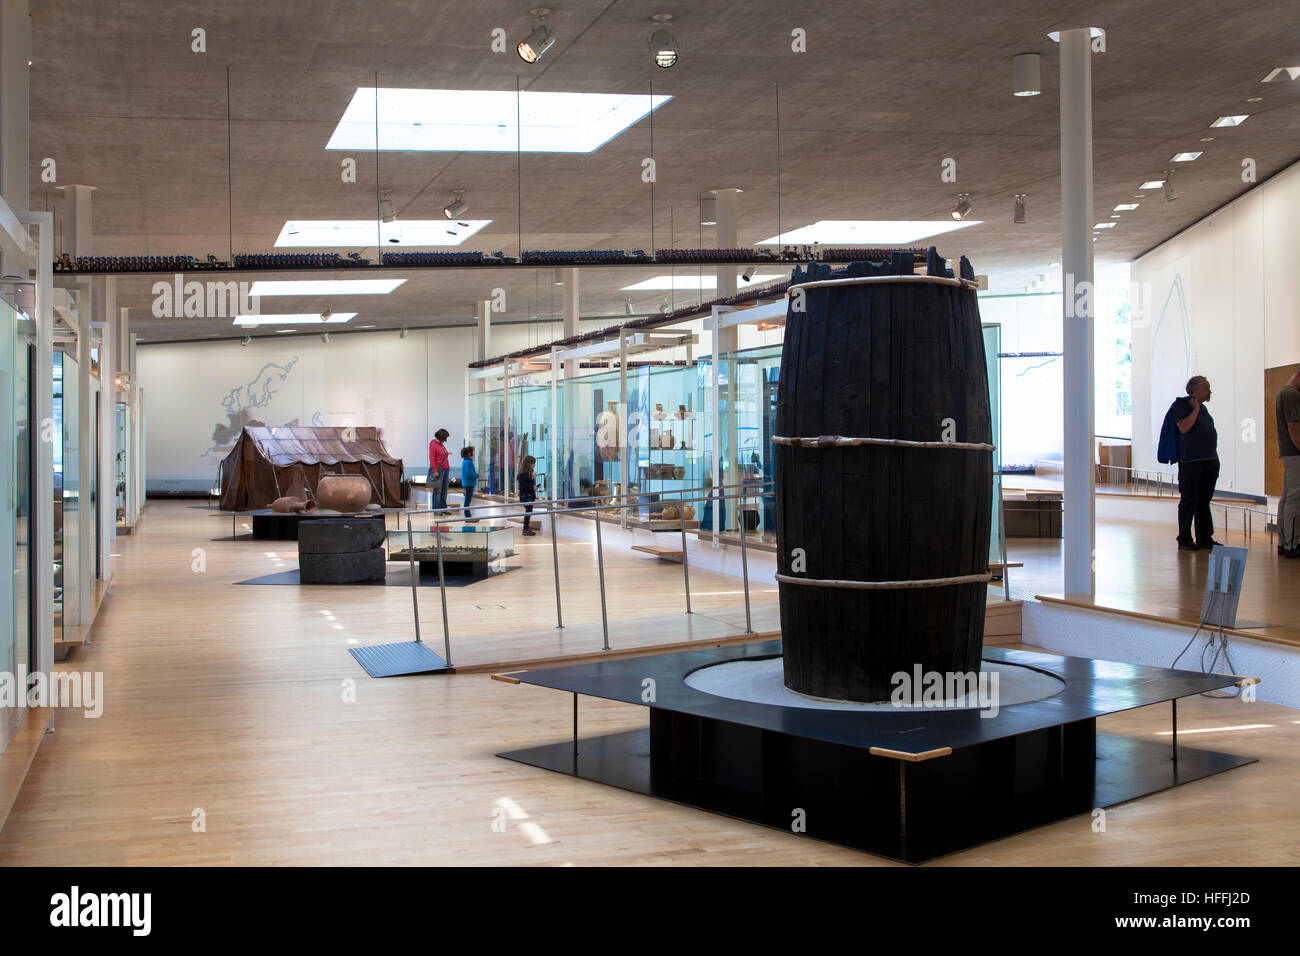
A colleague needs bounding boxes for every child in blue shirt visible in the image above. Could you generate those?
[460,446,478,519]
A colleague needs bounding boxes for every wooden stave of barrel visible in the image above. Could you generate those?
[774,252,993,703]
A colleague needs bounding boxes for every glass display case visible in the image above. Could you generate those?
[115,401,129,525]
[387,523,515,577]
[54,351,82,644]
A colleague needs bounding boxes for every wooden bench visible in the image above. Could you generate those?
[631,545,684,562]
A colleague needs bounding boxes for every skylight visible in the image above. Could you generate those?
[756,220,980,246]
[325,88,672,153]
[233,313,357,326]
[1114,203,1140,211]
[248,280,406,296]
[1139,180,1165,190]
[621,275,784,292]
[1171,152,1202,162]
[1262,67,1300,82]
[1093,222,1116,229]
[1210,115,1249,127]
[276,220,492,247]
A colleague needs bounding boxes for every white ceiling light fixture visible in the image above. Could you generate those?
[1047,27,1105,42]
[321,331,331,343]
[274,219,491,248]
[1114,203,1139,211]
[1013,194,1027,223]
[517,8,557,63]
[650,14,678,69]
[1261,67,1300,83]
[443,189,469,220]
[1093,222,1116,229]
[326,88,671,154]
[1171,151,1202,162]
[1012,53,1041,96]
[1210,114,1249,127]
[1138,179,1165,190]
[248,280,405,297]
[233,313,357,326]
[1162,170,1179,201]
[624,298,634,315]
[399,325,409,339]
[951,193,972,221]
[757,220,979,246]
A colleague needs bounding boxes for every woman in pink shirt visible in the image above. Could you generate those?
[428,428,451,510]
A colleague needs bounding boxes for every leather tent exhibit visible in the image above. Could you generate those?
[219,426,404,511]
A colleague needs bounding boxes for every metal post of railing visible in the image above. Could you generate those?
[738,500,753,634]
[679,498,692,615]
[593,510,611,650]
[406,513,422,645]
[550,505,564,629]
[998,474,1010,601]
[434,524,452,664]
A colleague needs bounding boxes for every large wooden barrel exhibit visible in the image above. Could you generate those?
[775,249,994,702]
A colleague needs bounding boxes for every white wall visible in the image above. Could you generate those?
[1133,159,1300,498]
[139,327,473,485]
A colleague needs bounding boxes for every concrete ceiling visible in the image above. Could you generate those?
[30,0,1300,342]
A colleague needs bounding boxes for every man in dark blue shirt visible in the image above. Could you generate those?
[1168,375,1221,551]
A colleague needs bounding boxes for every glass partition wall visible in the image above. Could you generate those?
[54,351,81,643]
[1,288,36,750]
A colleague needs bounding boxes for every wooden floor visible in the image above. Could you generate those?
[1009,516,1300,647]
[1,499,1297,866]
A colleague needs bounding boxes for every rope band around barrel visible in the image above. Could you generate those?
[788,274,980,291]
[773,435,996,451]
[776,572,993,590]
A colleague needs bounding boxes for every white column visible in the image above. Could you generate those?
[76,290,92,615]
[1059,28,1096,597]
[712,187,742,527]
[95,276,115,582]
[58,184,97,258]
[473,298,492,367]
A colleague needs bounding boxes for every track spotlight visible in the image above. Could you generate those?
[649,14,678,68]
[951,193,972,221]
[378,189,396,224]
[741,266,756,282]
[321,331,331,343]
[624,298,634,316]
[443,189,468,220]
[399,325,409,339]
[517,9,556,63]
[1012,53,1041,96]
[1014,194,1027,223]
[321,308,333,322]
[1162,170,1178,201]
[240,335,251,347]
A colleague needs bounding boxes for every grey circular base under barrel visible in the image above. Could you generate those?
[684,656,1064,710]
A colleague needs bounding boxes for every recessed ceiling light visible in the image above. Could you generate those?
[1200,137,1214,142]
[233,313,357,326]
[1210,114,1249,127]
[275,329,298,334]
[756,220,979,245]
[1093,222,1116,229]
[1110,214,1121,218]
[274,220,491,247]
[326,88,672,154]
[1171,151,1202,162]
[1114,203,1139,211]
[1261,67,1300,83]
[621,274,783,292]
[1139,180,1165,190]
[358,324,376,329]
[1246,96,1263,103]
[248,280,405,296]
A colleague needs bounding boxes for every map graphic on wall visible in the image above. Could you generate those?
[203,357,302,459]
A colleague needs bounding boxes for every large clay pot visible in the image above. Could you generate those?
[317,475,373,513]
[271,496,316,514]
[661,504,680,520]
[682,505,695,520]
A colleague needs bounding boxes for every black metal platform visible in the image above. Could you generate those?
[497,641,1255,864]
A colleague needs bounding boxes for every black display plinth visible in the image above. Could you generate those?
[497,641,1255,864]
